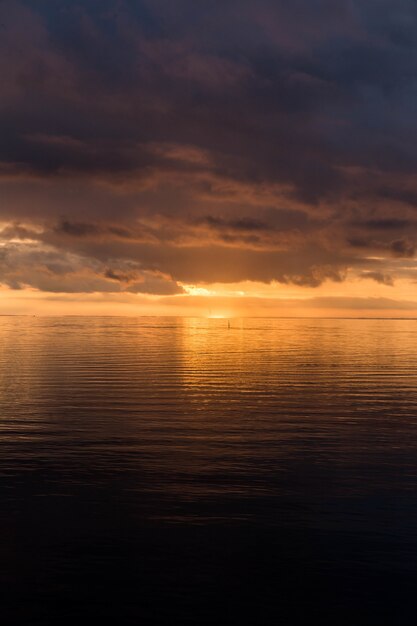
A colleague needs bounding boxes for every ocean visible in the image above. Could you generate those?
[1,317,417,625]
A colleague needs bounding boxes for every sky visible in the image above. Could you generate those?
[2,0,417,316]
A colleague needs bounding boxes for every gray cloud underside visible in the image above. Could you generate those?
[1,0,417,293]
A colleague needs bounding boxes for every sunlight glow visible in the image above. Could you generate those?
[183,285,214,296]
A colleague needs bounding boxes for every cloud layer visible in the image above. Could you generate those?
[1,0,417,307]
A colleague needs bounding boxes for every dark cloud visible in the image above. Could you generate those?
[105,268,134,282]
[390,238,415,258]
[355,218,411,231]
[0,240,184,295]
[57,220,100,237]
[378,187,417,208]
[346,234,416,260]
[203,216,268,232]
[359,271,394,286]
[1,0,417,294]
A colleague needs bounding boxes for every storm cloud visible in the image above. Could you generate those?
[1,0,417,299]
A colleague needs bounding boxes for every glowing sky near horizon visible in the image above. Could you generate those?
[2,0,417,316]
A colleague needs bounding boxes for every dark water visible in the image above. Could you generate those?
[1,317,417,625]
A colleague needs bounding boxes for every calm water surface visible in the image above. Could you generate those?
[1,317,417,625]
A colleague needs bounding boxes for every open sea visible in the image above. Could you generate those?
[1,316,417,625]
